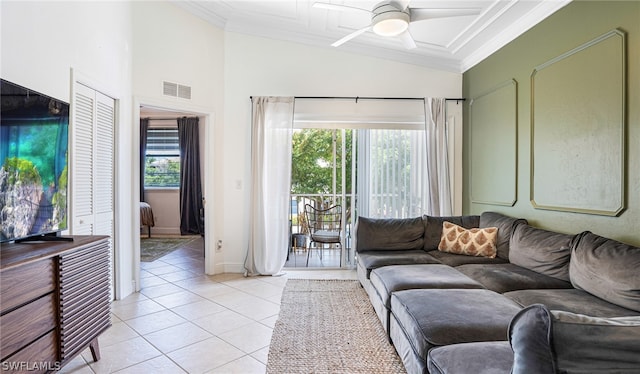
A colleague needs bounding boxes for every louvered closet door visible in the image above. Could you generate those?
[71,83,114,247]
[72,84,96,235]
[94,92,115,241]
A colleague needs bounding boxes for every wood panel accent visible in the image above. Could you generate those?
[0,331,58,374]
[0,236,110,373]
[0,293,55,360]
[0,259,54,312]
[58,240,112,362]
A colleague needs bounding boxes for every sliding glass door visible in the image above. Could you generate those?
[289,128,354,268]
[287,98,432,269]
[357,128,428,219]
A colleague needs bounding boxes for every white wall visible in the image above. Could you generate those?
[2,1,464,297]
[145,189,180,235]
[1,1,135,298]
[131,1,225,277]
[222,32,463,272]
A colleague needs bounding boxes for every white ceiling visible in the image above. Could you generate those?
[172,0,571,73]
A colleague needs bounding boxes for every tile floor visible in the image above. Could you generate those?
[60,237,357,374]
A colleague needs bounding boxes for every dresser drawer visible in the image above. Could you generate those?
[0,330,58,374]
[0,293,56,361]
[0,259,55,312]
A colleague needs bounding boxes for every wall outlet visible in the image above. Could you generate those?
[216,239,223,252]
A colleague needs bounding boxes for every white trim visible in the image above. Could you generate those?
[133,96,217,293]
[460,0,571,72]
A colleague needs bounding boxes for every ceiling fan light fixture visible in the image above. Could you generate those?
[372,17,409,36]
[371,4,410,37]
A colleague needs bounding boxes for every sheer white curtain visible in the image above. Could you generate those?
[425,98,452,216]
[244,97,294,276]
[359,128,429,218]
[356,98,452,218]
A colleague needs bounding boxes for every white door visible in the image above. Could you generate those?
[70,82,115,294]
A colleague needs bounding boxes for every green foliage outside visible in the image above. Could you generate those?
[291,129,353,195]
[144,156,180,187]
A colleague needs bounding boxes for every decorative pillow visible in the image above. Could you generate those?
[438,221,498,258]
[423,215,480,251]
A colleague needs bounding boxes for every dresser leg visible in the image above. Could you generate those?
[89,338,101,361]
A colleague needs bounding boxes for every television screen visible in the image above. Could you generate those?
[1,79,69,242]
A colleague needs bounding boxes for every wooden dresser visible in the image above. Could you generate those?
[0,236,111,373]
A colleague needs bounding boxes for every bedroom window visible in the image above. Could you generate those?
[144,126,180,188]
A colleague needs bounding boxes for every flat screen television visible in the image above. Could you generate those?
[1,79,69,243]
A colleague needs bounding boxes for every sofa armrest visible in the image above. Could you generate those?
[509,304,640,374]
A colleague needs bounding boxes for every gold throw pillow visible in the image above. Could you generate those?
[438,221,498,258]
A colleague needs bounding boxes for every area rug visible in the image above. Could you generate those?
[140,237,198,262]
[267,279,406,374]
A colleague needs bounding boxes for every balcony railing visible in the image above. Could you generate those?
[289,193,355,267]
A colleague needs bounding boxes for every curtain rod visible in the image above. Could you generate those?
[142,116,198,121]
[249,96,465,102]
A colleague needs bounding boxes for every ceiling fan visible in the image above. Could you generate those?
[313,1,481,49]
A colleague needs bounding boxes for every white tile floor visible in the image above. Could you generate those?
[60,237,357,374]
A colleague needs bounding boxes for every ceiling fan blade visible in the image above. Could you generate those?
[410,8,481,22]
[331,26,372,47]
[399,30,417,49]
[391,0,412,11]
[313,2,371,15]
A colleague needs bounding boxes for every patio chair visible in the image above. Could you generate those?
[304,203,342,267]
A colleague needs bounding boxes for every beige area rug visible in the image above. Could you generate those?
[267,279,406,374]
[140,237,198,262]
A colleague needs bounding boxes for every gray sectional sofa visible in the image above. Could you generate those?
[354,212,640,374]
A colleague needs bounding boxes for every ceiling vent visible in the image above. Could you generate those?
[163,81,192,100]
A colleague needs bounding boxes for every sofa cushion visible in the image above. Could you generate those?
[456,263,573,294]
[479,211,528,260]
[509,224,573,282]
[504,289,640,317]
[427,249,508,267]
[371,264,484,309]
[423,215,480,251]
[370,264,484,334]
[550,309,640,373]
[390,289,522,355]
[355,216,424,252]
[438,221,498,258]
[569,231,640,312]
[356,250,440,278]
[427,341,513,374]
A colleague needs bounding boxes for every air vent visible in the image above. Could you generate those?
[162,81,192,100]
[177,84,191,100]
[163,81,178,97]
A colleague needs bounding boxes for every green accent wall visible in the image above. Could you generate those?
[463,1,640,246]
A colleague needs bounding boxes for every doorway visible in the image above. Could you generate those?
[287,128,354,269]
[134,101,212,293]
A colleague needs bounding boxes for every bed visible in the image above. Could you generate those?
[140,202,155,238]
